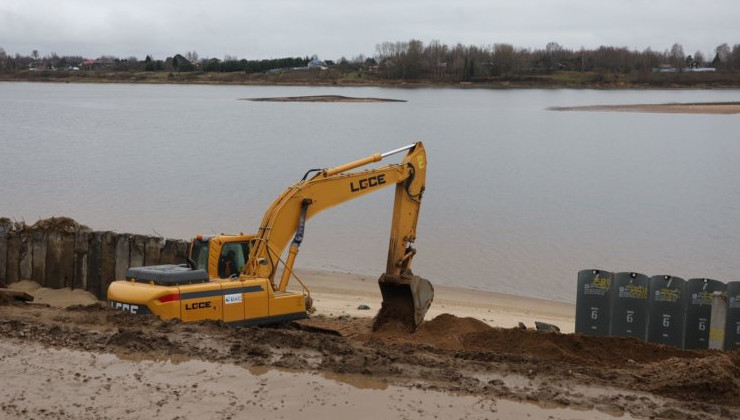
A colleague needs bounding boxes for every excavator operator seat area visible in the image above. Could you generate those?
[218,241,250,278]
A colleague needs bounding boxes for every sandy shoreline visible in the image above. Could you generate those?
[291,268,575,333]
[550,101,740,114]
[244,95,406,103]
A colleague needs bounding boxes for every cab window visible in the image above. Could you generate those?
[190,240,209,271]
[218,242,250,279]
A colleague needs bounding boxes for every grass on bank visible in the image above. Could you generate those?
[2,68,740,88]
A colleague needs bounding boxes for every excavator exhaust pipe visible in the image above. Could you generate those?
[373,274,434,332]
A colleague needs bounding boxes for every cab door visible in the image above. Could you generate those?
[217,241,251,279]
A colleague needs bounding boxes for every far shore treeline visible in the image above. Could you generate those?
[2,39,740,87]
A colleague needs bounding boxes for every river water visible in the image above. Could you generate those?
[1,82,739,302]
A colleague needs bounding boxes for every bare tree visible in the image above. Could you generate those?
[693,51,705,65]
[545,41,562,70]
[424,40,447,80]
[731,44,740,70]
[714,43,731,68]
[493,43,516,75]
[669,43,684,67]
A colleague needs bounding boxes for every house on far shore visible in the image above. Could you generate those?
[164,54,198,71]
[651,63,716,73]
[684,67,716,72]
[307,58,327,70]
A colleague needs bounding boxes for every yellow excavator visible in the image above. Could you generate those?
[107,142,433,331]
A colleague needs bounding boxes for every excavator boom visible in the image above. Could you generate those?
[244,142,433,331]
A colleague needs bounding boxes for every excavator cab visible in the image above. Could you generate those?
[188,234,254,278]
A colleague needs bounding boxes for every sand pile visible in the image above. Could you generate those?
[550,102,740,114]
[7,280,99,308]
[246,95,406,103]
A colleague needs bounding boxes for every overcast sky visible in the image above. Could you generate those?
[1,0,737,61]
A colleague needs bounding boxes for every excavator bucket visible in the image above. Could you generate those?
[373,274,434,332]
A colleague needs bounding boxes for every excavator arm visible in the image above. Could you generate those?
[242,142,433,330]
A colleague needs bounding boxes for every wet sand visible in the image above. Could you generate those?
[1,340,635,420]
[2,272,737,419]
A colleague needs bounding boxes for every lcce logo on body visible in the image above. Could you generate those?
[110,301,139,314]
[185,301,212,310]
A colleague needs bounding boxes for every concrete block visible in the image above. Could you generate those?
[73,228,90,290]
[0,219,10,284]
[19,233,32,281]
[45,231,65,289]
[114,234,131,280]
[87,233,103,299]
[100,232,117,299]
[6,234,20,284]
[31,231,46,285]
[130,235,146,268]
[161,239,186,265]
[144,237,162,265]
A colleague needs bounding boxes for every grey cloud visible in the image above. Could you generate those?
[1,0,736,61]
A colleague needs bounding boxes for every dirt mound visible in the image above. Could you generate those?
[459,327,699,367]
[405,314,495,349]
[1,216,89,234]
[372,313,740,406]
[378,313,696,366]
[30,216,87,233]
[423,313,493,333]
[637,353,740,403]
